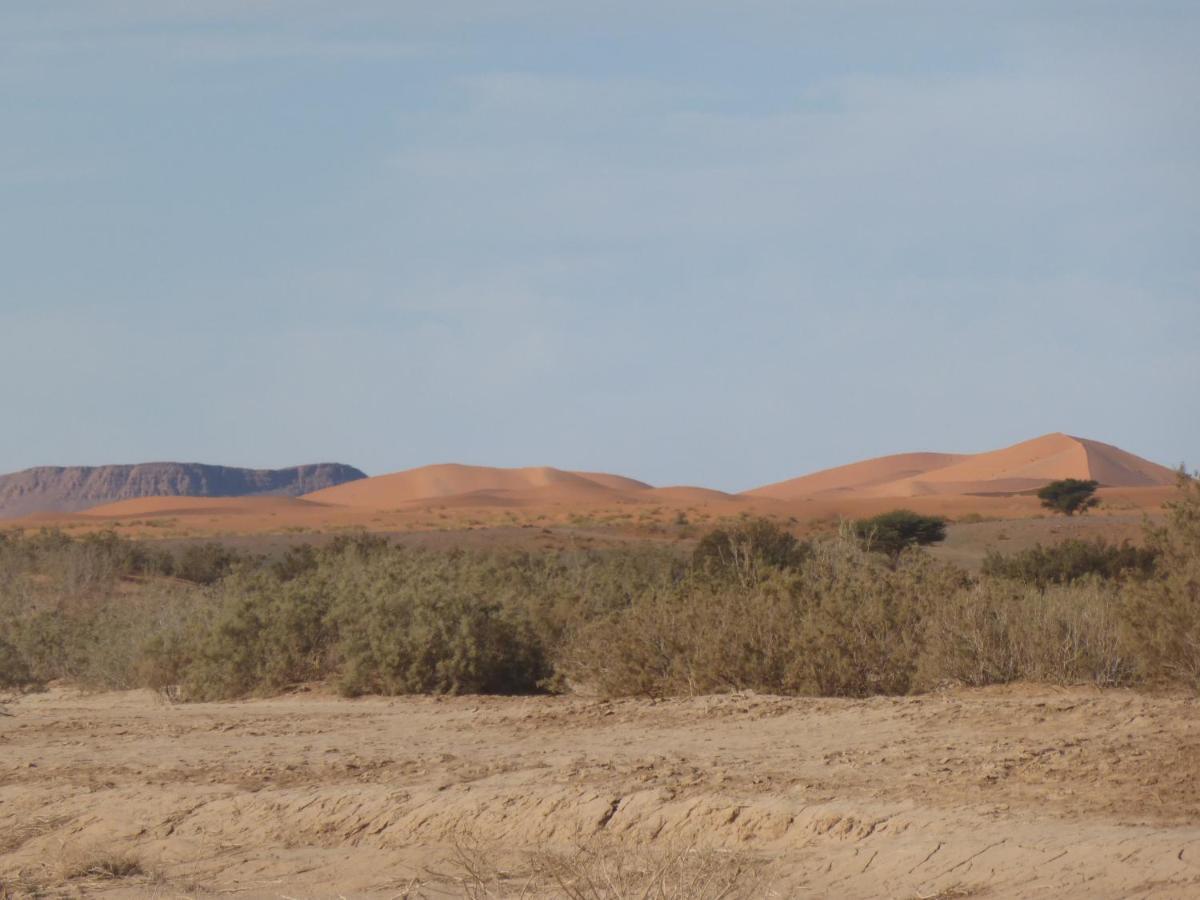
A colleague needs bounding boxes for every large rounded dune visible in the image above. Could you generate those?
[303,464,652,509]
[750,433,1178,500]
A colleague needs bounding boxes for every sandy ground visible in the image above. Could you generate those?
[2,685,1198,898]
[928,513,1156,572]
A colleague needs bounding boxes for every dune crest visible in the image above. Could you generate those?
[303,463,654,509]
[749,433,1178,500]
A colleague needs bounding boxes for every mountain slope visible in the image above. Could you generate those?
[0,462,366,518]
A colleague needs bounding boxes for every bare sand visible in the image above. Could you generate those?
[8,484,1172,544]
[1,685,1198,898]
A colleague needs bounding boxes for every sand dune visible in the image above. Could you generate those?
[747,452,966,500]
[3,434,1179,536]
[751,433,1177,500]
[304,463,652,509]
[571,471,653,492]
[648,486,741,503]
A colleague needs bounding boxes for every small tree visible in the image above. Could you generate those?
[1037,478,1099,516]
[852,509,947,560]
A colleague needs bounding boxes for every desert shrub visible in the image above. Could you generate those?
[173,542,242,584]
[330,549,549,696]
[336,587,545,696]
[562,536,964,697]
[0,585,205,690]
[181,571,337,699]
[919,579,1135,688]
[270,542,320,581]
[0,635,35,688]
[852,509,947,560]
[789,539,962,695]
[981,538,1158,587]
[1123,473,1200,689]
[6,490,1200,701]
[692,517,810,584]
[557,574,802,696]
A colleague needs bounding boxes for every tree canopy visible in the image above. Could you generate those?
[852,509,947,559]
[1037,478,1099,516]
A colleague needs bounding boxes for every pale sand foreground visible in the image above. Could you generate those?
[1,686,1198,898]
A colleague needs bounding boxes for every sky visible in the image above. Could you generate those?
[1,1,1197,491]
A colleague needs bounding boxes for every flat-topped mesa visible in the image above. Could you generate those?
[0,462,366,518]
[747,433,1178,500]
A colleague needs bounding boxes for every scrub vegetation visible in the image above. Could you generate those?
[1,476,1197,699]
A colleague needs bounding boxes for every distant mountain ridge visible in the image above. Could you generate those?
[0,462,366,518]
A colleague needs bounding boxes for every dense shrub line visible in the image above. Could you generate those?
[0,476,1196,699]
[980,537,1157,586]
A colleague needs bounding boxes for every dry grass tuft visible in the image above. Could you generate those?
[62,851,143,881]
[446,838,773,899]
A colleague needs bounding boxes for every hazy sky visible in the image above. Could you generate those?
[2,2,1197,491]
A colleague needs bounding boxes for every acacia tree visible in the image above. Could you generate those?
[1037,478,1099,516]
[852,509,947,560]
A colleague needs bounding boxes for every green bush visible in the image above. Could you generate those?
[1038,478,1099,516]
[852,510,947,560]
[173,542,242,585]
[692,518,810,584]
[180,572,335,700]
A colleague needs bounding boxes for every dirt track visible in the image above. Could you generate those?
[2,685,1199,898]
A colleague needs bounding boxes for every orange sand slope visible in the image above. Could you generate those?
[303,464,658,509]
[749,433,1179,500]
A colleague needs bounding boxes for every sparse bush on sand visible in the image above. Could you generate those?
[981,537,1157,587]
[1,484,1198,699]
[691,517,810,585]
[1121,472,1200,689]
[918,578,1136,688]
[562,537,961,697]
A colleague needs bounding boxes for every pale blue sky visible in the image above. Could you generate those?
[2,2,1196,490]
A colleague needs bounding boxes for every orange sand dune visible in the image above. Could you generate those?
[4,435,1180,538]
[571,471,653,492]
[747,452,966,500]
[78,495,326,518]
[304,464,651,509]
[752,434,1178,500]
[891,433,1178,495]
[648,486,741,503]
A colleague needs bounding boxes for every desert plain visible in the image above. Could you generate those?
[2,432,1197,898]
